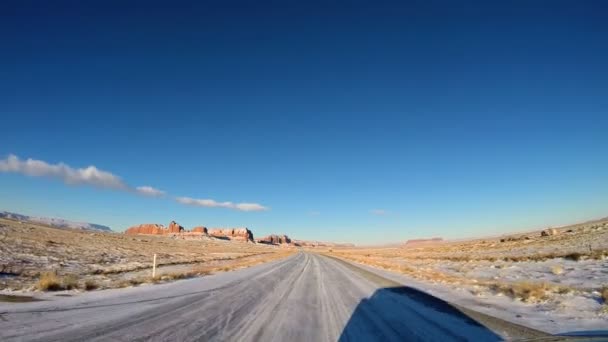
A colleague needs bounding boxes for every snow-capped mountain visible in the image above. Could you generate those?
[0,211,112,232]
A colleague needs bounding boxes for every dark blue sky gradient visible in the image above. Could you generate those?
[1,1,607,243]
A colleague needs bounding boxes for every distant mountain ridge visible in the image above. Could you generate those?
[0,210,112,232]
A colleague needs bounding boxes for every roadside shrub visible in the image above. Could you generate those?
[37,272,62,291]
[84,280,99,291]
[564,252,583,261]
[37,272,82,291]
[62,275,79,290]
[591,250,607,260]
[129,278,144,286]
[161,272,195,281]
[116,280,130,288]
[117,277,146,288]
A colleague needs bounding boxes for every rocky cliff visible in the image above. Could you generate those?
[192,226,208,234]
[168,221,184,233]
[208,228,254,242]
[124,223,353,246]
[125,221,189,236]
[124,223,168,235]
[125,222,255,242]
[256,234,291,245]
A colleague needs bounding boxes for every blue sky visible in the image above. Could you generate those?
[1,1,607,244]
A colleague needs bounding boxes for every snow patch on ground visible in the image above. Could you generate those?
[430,258,608,289]
[350,260,608,334]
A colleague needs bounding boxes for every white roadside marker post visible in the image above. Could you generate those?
[153,253,157,278]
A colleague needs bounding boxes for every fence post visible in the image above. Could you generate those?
[152,253,157,278]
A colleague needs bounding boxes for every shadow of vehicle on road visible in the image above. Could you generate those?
[338,286,502,342]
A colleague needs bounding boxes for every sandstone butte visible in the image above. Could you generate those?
[256,234,292,245]
[192,226,208,234]
[124,223,171,235]
[124,222,254,242]
[168,221,184,233]
[125,223,353,247]
[208,228,254,242]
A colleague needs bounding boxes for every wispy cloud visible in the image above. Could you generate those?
[1,154,267,212]
[309,211,321,216]
[135,186,165,197]
[234,203,268,211]
[370,209,388,215]
[0,154,127,189]
[175,196,269,212]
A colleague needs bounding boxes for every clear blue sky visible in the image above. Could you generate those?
[1,1,607,244]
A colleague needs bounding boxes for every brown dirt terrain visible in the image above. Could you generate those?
[0,218,294,291]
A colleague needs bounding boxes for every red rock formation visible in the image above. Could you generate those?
[192,226,208,234]
[124,223,167,235]
[125,222,256,242]
[256,234,291,245]
[125,221,185,235]
[168,221,184,233]
[208,228,254,242]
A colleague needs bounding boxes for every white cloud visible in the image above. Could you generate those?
[176,196,268,212]
[175,197,232,208]
[1,154,267,212]
[370,209,388,215]
[0,154,126,189]
[235,203,268,212]
[135,186,165,197]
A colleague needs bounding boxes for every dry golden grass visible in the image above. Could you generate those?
[327,252,462,285]
[117,277,147,288]
[324,221,608,305]
[0,217,295,290]
[330,249,586,303]
[601,286,608,304]
[37,272,80,291]
[329,220,608,266]
[113,250,296,288]
[328,249,583,303]
[158,270,208,281]
[37,272,63,291]
[84,279,98,291]
[489,281,552,302]
[330,249,576,304]
[62,274,79,290]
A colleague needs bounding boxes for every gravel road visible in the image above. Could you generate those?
[0,252,549,341]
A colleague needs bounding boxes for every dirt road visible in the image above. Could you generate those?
[0,252,548,341]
